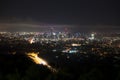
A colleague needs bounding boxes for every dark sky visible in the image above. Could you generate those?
[0,0,120,32]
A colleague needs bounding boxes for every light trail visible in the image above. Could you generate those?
[26,52,57,72]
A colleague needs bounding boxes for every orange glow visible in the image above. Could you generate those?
[27,52,47,65]
[26,52,57,72]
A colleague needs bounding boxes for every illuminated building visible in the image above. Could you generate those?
[89,33,95,40]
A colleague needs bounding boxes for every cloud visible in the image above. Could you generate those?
[0,22,74,32]
[0,21,119,32]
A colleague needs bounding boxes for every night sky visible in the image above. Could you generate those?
[0,0,120,32]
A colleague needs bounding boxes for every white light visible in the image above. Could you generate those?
[53,32,56,35]
[91,33,94,37]
[72,43,81,46]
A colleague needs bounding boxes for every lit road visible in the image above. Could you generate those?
[26,52,57,72]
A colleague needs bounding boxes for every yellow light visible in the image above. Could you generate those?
[27,52,48,65]
[26,52,57,72]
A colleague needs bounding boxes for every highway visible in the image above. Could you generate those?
[26,52,57,72]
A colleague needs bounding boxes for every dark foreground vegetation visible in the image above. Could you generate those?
[0,52,120,80]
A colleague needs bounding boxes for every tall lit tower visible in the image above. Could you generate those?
[50,27,54,39]
[91,33,95,40]
[64,27,69,38]
[64,27,68,33]
[89,32,95,40]
[50,27,54,35]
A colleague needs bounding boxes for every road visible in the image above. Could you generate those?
[26,52,57,72]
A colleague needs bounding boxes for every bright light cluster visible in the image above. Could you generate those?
[27,52,47,65]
